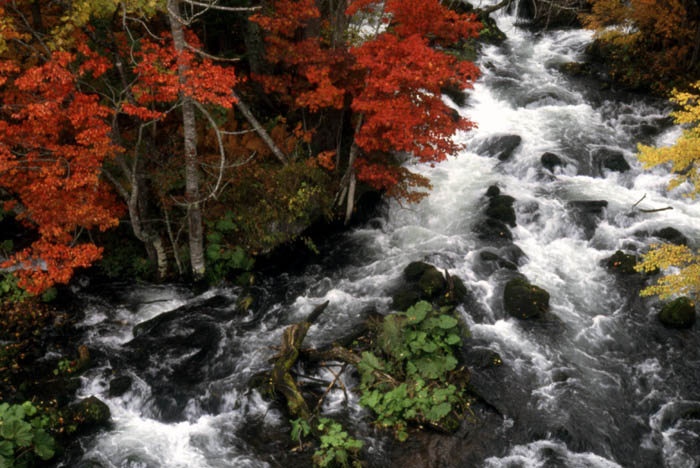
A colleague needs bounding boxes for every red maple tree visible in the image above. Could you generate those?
[252,0,480,200]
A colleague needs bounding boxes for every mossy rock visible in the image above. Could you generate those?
[418,268,447,299]
[475,218,513,242]
[486,195,516,227]
[404,261,436,282]
[439,275,468,306]
[541,152,563,171]
[65,396,111,435]
[503,277,550,319]
[658,297,696,329]
[465,348,503,370]
[392,288,423,311]
[605,250,638,275]
[486,185,500,198]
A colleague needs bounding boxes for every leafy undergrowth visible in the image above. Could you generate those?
[356,301,472,441]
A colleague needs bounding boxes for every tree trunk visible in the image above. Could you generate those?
[168,0,206,279]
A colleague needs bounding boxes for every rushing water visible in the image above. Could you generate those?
[63,6,700,468]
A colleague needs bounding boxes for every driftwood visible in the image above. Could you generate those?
[270,301,329,421]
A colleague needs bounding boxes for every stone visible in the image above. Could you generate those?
[605,250,638,275]
[503,277,550,319]
[486,195,516,227]
[404,261,436,282]
[653,227,688,246]
[392,288,423,311]
[594,148,631,173]
[66,396,111,434]
[477,135,522,161]
[541,152,563,171]
[475,218,513,242]
[658,297,696,329]
[567,200,608,239]
[465,347,503,370]
[108,375,133,398]
[486,185,501,198]
[418,268,447,299]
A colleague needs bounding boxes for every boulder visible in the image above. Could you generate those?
[653,227,688,246]
[392,288,423,311]
[108,375,133,398]
[541,152,563,171]
[567,200,608,239]
[504,277,550,319]
[65,396,111,434]
[477,135,522,161]
[418,268,448,298]
[475,218,513,242]
[464,347,503,370]
[594,148,631,173]
[486,185,501,198]
[605,250,638,275]
[658,297,696,329]
[486,195,516,227]
[404,261,437,282]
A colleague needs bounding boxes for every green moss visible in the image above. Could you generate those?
[659,297,696,329]
[503,277,550,319]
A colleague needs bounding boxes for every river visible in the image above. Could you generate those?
[61,4,700,468]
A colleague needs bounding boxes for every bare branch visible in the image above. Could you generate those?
[181,0,262,12]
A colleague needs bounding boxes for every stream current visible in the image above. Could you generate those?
[63,6,700,468]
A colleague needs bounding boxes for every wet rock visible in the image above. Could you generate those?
[504,277,550,319]
[541,152,563,171]
[477,134,522,161]
[475,218,513,242]
[465,347,503,370]
[567,200,608,239]
[605,250,639,275]
[392,288,423,311]
[66,396,111,434]
[478,250,518,276]
[594,148,631,173]
[653,227,688,246]
[659,297,696,329]
[441,83,467,107]
[440,274,468,306]
[404,261,436,282]
[486,195,516,227]
[108,375,133,397]
[486,185,500,197]
[418,268,448,299]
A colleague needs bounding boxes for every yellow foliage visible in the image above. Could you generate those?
[637,81,700,197]
[635,82,700,298]
[635,244,700,299]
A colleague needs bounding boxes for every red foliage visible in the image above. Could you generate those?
[253,0,481,198]
[125,33,239,120]
[0,51,122,293]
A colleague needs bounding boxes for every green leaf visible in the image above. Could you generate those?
[437,315,458,329]
[426,402,452,421]
[360,351,383,370]
[0,441,13,458]
[404,301,431,324]
[215,214,236,232]
[0,454,10,468]
[206,232,222,243]
[206,244,222,261]
[31,429,55,460]
[1,419,32,447]
[445,333,461,345]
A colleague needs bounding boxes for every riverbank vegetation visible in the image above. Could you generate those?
[0,0,481,294]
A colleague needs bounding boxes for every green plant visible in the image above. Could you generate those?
[0,273,29,305]
[205,210,255,284]
[357,301,469,440]
[312,418,363,468]
[0,401,55,468]
[52,358,77,376]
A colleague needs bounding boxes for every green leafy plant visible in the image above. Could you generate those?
[0,401,55,468]
[205,210,255,284]
[357,301,469,440]
[312,418,363,468]
[0,273,29,305]
[52,358,77,376]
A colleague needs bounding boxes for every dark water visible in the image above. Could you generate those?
[61,7,700,468]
